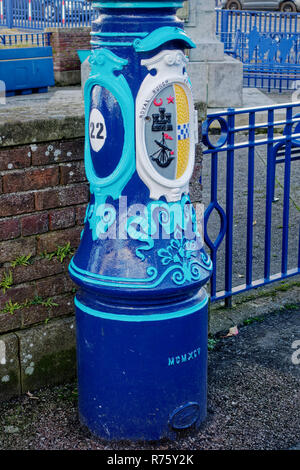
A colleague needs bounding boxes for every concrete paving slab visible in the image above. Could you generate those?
[0,86,84,124]
[207,88,296,127]
[0,86,85,147]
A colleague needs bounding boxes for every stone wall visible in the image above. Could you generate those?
[48,27,91,86]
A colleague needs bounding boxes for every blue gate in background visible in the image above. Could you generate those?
[202,102,300,305]
[0,0,8,27]
[216,8,300,39]
[0,0,93,29]
[0,31,51,46]
[217,9,300,91]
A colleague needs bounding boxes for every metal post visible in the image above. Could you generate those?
[6,0,13,29]
[221,9,229,50]
[69,0,212,441]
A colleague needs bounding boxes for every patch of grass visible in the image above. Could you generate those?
[41,242,74,263]
[243,316,265,326]
[1,296,58,315]
[11,254,32,268]
[0,271,13,294]
[1,300,22,315]
[225,279,300,308]
[208,337,219,351]
[277,280,300,292]
[282,303,299,311]
[24,296,58,309]
[57,385,78,403]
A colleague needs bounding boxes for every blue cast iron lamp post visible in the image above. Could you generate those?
[69,0,213,441]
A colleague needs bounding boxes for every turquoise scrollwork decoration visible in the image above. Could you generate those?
[158,236,212,286]
[133,26,196,52]
[84,48,135,239]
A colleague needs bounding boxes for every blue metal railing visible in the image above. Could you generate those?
[0,0,8,27]
[217,9,300,91]
[1,0,94,30]
[0,32,52,47]
[216,8,300,38]
[202,102,300,304]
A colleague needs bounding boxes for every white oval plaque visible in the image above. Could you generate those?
[89,108,107,153]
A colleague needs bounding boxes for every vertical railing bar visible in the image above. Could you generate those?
[224,108,235,307]
[246,111,256,287]
[209,152,219,301]
[281,106,293,275]
[264,108,274,280]
[258,11,262,33]
[39,0,42,29]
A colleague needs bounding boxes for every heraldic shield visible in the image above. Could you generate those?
[136,49,197,202]
[144,83,191,181]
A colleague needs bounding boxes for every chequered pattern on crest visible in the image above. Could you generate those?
[177,123,190,141]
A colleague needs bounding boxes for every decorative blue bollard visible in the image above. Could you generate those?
[69,0,213,441]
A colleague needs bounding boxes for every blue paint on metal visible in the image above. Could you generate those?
[217,9,300,92]
[216,8,300,38]
[133,26,196,52]
[271,115,300,201]
[202,102,300,303]
[70,194,212,289]
[90,25,197,49]
[1,0,93,30]
[91,31,149,37]
[69,0,212,441]
[0,46,54,95]
[93,1,184,7]
[77,49,90,63]
[90,40,134,46]
[0,0,186,30]
[82,48,135,242]
[75,294,208,322]
[75,288,208,441]
[0,32,51,47]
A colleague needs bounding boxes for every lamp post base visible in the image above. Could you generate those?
[75,289,208,441]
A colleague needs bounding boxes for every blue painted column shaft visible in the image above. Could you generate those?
[69,0,212,441]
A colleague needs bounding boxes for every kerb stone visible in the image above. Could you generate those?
[16,317,76,392]
[0,333,21,401]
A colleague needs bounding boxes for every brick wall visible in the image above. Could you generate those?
[0,137,203,337]
[0,138,89,335]
[47,27,91,85]
[0,113,203,400]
